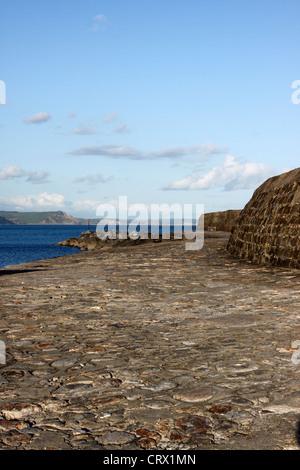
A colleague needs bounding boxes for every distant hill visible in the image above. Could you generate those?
[0,209,243,228]
[0,211,85,225]
[0,215,15,225]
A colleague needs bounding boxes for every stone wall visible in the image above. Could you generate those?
[227,168,300,269]
[202,210,241,232]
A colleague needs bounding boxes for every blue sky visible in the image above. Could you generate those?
[1,0,299,218]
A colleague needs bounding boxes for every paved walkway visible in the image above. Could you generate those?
[0,236,299,450]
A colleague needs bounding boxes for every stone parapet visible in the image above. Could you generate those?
[201,210,241,232]
[227,168,300,269]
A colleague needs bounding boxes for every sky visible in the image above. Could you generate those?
[1,0,300,219]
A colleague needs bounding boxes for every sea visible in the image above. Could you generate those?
[0,225,95,269]
[0,224,197,269]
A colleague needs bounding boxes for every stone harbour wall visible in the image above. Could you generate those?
[202,210,241,232]
[227,167,300,269]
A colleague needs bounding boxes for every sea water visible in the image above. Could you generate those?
[0,225,93,269]
[0,223,197,269]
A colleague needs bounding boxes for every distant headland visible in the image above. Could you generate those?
[0,210,92,225]
[0,209,242,229]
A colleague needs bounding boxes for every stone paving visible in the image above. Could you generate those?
[0,234,299,450]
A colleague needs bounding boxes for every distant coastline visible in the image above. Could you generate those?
[0,210,197,226]
[0,210,89,225]
[0,209,241,231]
[0,215,15,225]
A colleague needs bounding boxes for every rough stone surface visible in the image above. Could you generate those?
[58,229,232,253]
[173,386,215,403]
[201,210,241,232]
[0,235,300,450]
[57,230,175,252]
[227,168,300,269]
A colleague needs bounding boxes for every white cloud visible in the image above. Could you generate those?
[69,144,141,159]
[0,165,26,179]
[71,199,101,212]
[114,123,130,134]
[91,14,109,31]
[0,192,65,210]
[68,142,226,161]
[0,165,49,184]
[103,112,119,124]
[26,170,50,184]
[146,143,226,160]
[23,112,52,124]
[73,173,113,184]
[70,124,100,135]
[162,155,277,191]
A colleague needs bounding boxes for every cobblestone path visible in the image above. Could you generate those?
[0,236,299,450]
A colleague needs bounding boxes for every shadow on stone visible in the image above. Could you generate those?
[0,268,44,276]
[296,421,300,447]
